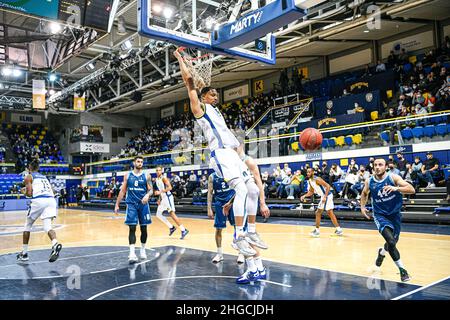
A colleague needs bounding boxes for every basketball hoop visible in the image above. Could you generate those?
[177,47,213,90]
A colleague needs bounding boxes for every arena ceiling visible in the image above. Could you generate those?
[0,0,449,114]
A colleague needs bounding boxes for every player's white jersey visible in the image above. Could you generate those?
[308,177,328,197]
[156,177,167,195]
[30,172,54,199]
[195,103,239,151]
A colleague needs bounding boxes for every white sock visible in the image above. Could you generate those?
[336,226,342,232]
[141,243,146,250]
[394,259,404,269]
[217,247,223,255]
[236,226,245,238]
[51,239,58,246]
[179,225,186,232]
[315,227,320,232]
[380,247,387,256]
[246,257,257,272]
[247,223,256,233]
[254,257,264,271]
[22,244,28,254]
[129,245,135,256]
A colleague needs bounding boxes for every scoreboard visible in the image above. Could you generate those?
[0,0,59,20]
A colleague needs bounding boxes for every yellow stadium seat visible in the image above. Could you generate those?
[37,140,41,145]
[32,130,37,135]
[386,90,393,99]
[244,99,249,104]
[6,124,12,129]
[39,135,44,140]
[201,154,206,161]
[353,134,363,144]
[291,141,299,152]
[409,56,417,64]
[44,126,48,130]
[370,111,379,121]
[20,134,24,139]
[336,136,345,147]
[41,131,46,135]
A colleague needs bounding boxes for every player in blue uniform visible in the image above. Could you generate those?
[360,158,415,282]
[115,156,153,264]
[207,173,245,264]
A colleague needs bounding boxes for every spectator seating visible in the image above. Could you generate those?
[0,174,22,195]
[412,126,424,139]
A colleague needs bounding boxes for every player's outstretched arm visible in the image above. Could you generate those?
[174,48,204,118]
[115,174,128,214]
[207,175,214,219]
[388,174,416,194]
[360,179,371,219]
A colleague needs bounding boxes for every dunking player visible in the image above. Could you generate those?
[174,48,264,282]
[17,159,62,263]
[300,167,343,237]
[154,166,189,239]
[207,172,245,264]
[115,156,152,264]
[360,158,414,282]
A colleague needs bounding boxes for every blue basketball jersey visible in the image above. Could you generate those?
[212,173,235,205]
[125,171,148,204]
[369,173,403,216]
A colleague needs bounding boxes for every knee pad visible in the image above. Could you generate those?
[24,217,35,232]
[245,180,259,216]
[42,218,53,233]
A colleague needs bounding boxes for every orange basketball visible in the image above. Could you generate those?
[299,128,323,151]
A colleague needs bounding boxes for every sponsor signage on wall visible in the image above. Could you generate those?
[381,31,434,59]
[389,145,413,154]
[161,105,175,118]
[223,84,249,102]
[305,152,322,161]
[254,80,264,93]
[80,142,110,153]
[11,113,42,124]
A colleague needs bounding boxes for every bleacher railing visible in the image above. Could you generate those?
[83,110,450,175]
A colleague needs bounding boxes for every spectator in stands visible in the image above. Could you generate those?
[347,158,359,173]
[388,162,400,175]
[446,175,450,201]
[402,163,416,188]
[187,171,198,195]
[398,48,409,64]
[170,173,181,197]
[277,169,291,199]
[339,167,358,199]
[419,152,440,188]
[9,184,20,194]
[59,188,67,207]
[375,60,386,73]
[361,64,372,78]
[342,89,350,97]
[366,157,375,174]
[199,175,208,193]
[351,165,370,200]
[412,156,423,176]
[329,163,343,185]
[321,161,330,183]
[261,171,270,199]
[387,50,398,66]
[283,163,291,176]
[279,69,289,96]
[353,102,365,114]
[286,170,304,199]
[396,152,408,176]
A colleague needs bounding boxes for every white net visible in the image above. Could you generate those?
[177,47,213,90]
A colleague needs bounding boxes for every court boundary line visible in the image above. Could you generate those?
[390,275,450,300]
[87,275,292,300]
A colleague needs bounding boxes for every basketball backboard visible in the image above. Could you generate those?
[138,0,308,64]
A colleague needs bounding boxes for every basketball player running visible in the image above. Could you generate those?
[174,48,257,263]
[17,159,62,263]
[300,167,343,237]
[115,156,152,264]
[154,166,189,239]
[207,172,245,264]
[360,158,414,282]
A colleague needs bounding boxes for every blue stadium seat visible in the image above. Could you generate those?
[380,131,390,142]
[423,125,435,138]
[424,66,432,74]
[401,128,413,140]
[436,123,448,136]
[328,138,336,148]
[412,126,424,139]
[403,63,412,74]
[322,138,329,148]
[344,136,353,146]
